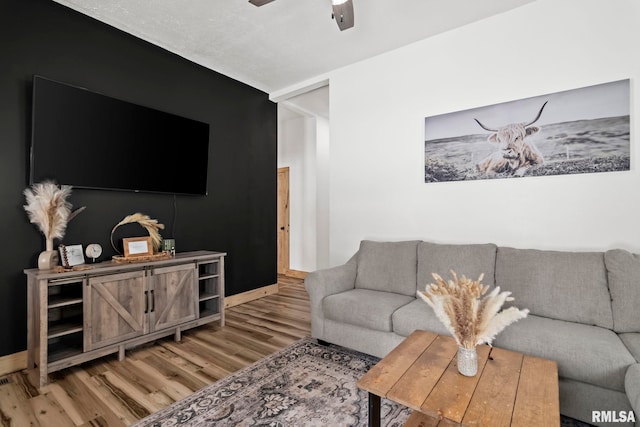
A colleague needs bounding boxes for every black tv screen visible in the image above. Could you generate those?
[30,75,210,195]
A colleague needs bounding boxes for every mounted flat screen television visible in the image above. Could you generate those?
[30,75,210,195]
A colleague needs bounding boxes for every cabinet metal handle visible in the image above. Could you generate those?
[144,291,149,313]
[150,290,155,313]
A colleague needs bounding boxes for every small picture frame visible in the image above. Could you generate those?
[123,236,153,257]
[59,244,85,267]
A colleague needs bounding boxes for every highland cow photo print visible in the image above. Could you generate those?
[424,79,630,183]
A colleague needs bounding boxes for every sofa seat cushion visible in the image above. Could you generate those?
[323,289,414,332]
[620,333,640,362]
[355,240,420,296]
[493,315,635,392]
[496,247,613,329]
[392,299,451,337]
[605,249,640,332]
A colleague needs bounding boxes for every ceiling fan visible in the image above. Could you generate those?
[249,0,354,31]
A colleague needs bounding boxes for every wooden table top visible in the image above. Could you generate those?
[357,330,560,427]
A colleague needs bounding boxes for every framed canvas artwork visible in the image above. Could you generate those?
[424,79,630,183]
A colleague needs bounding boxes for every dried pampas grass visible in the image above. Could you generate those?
[23,181,84,250]
[111,213,165,254]
[418,270,529,349]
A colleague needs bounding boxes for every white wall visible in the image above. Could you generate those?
[328,0,640,265]
[278,109,314,271]
[315,115,331,268]
[278,98,331,272]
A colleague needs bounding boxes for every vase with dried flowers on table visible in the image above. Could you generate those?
[418,270,529,376]
[23,181,85,270]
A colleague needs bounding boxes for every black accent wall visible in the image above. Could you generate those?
[0,0,277,356]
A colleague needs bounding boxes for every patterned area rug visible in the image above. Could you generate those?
[131,337,410,426]
[132,337,593,427]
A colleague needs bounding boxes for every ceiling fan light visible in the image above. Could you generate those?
[249,0,275,6]
[331,0,354,30]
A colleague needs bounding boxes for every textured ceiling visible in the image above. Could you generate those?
[52,0,536,95]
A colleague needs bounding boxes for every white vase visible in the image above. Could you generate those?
[457,346,478,377]
[38,238,58,270]
[38,250,59,270]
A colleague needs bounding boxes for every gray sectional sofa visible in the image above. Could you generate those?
[305,240,640,426]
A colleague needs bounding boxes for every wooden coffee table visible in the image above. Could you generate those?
[357,330,559,427]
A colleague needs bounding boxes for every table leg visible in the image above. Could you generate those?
[368,392,381,427]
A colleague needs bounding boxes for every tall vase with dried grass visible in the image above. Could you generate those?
[23,181,85,269]
[417,271,529,376]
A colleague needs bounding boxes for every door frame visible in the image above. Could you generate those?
[277,167,290,275]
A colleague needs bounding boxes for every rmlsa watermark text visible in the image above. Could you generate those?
[592,410,636,423]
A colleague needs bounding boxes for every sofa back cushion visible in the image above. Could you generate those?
[417,242,497,292]
[605,249,640,332]
[496,247,613,329]
[355,240,420,296]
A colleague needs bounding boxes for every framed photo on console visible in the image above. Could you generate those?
[59,244,85,267]
[123,236,153,257]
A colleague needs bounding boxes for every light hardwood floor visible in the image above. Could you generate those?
[0,275,310,427]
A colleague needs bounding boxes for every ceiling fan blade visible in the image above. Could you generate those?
[332,0,354,31]
[249,0,275,6]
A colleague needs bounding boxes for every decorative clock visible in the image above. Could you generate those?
[85,243,103,263]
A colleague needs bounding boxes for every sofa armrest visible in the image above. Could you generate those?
[304,258,357,339]
[305,260,357,300]
[626,364,640,427]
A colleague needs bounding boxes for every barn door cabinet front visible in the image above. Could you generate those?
[84,263,198,351]
[84,270,147,351]
[147,263,198,332]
